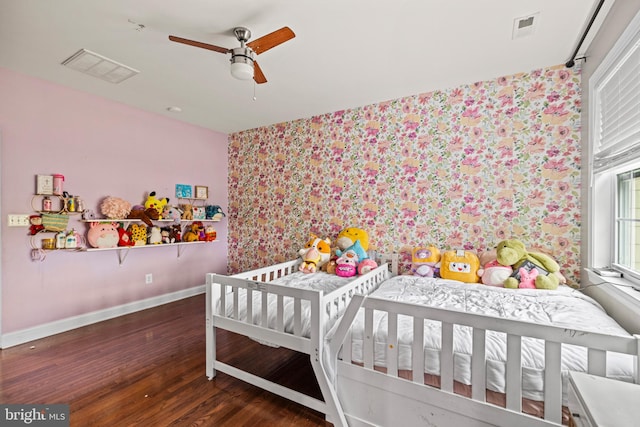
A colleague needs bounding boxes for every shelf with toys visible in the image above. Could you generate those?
[77,192,225,265]
[27,179,226,264]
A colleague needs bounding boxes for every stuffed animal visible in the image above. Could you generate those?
[82,209,96,220]
[477,249,512,286]
[87,222,119,248]
[335,240,369,277]
[148,226,162,245]
[192,206,206,220]
[298,234,332,273]
[335,239,368,261]
[29,215,44,235]
[169,224,182,243]
[145,191,169,219]
[336,255,358,277]
[160,228,172,244]
[162,205,183,224]
[206,205,226,220]
[518,267,539,289]
[358,258,378,275]
[179,204,193,220]
[411,246,441,277]
[182,223,202,242]
[127,205,159,227]
[439,249,481,283]
[127,223,147,246]
[335,227,370,252]
[495,239,560,290]
[118,227,134,247]
[100,196,131,219]
[204,225,217,241]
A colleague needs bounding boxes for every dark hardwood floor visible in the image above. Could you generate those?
[0,295,331,426]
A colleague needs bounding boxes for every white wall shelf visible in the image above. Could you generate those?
[83,241,217,265]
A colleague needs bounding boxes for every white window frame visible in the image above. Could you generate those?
[589,9,640,287]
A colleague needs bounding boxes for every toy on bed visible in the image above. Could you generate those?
[144,191,169,219]
[477,249,513,286]
[439,249,481,283]
[100,196,132,219]
[335,227,370,251]
[335,240,378,277]
[496,239,560,290]
[410,246,441,277]
[298,234,332,273]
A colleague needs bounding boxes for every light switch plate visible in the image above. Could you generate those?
[8,214,30,227]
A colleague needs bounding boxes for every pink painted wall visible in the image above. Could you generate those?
[0,67,228,333]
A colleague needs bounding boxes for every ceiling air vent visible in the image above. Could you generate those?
[512,12,540,39]
[61,49,139,84]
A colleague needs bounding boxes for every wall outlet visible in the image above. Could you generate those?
[145,273,153,284]
[8,214,30,227]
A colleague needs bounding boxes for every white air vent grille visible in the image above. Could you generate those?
[61,49,139,84]
[512,12,540,39]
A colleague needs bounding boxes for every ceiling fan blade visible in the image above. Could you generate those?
[247,27,295,55]
[168,35,230,54]
[253,61,267,84]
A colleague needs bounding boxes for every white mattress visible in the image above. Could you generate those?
[336,275,635,402]
[220,271,355,340]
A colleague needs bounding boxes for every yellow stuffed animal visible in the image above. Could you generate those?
[439,249,481,283]
[335,227,370,251]
[145,191,169,219]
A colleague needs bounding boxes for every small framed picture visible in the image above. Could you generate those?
[37,175,54,195]
[195,185,208,200]
[175,184,193,199]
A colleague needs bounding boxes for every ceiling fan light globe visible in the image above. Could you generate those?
[230,62,253,80]
[230,47,254,80]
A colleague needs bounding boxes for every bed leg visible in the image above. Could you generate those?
[206,278,217,380]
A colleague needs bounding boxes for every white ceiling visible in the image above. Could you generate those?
[0,0,612,134]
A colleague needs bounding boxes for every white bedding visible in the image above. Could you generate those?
[219,271,355,339]
[336,275,635,403]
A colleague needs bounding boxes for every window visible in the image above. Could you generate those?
[590,10,640,285]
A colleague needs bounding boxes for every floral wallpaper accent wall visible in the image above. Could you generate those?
[229,65,582,284]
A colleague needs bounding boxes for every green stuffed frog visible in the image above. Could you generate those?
[496,239,560,290]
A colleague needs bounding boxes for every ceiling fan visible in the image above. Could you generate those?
[169,26,295,84]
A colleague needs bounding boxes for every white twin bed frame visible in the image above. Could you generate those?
[205,258,392,426]
[206,258,640,427]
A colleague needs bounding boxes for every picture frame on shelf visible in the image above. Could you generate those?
[195,185,208,200]
[36,175,54,195]
[175,184,193,199]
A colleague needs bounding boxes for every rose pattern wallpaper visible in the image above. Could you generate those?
[229,65,581,285]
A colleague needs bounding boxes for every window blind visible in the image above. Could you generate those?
[594,36,640,171]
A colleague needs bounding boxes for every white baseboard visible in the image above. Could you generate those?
[0,285,205,349]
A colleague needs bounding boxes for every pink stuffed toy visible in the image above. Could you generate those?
[518,267,539,289]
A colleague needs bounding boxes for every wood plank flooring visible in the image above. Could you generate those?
[0,295,331,426]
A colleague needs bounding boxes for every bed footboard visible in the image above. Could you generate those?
[204,261,391,426]
[331,295,640,427]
